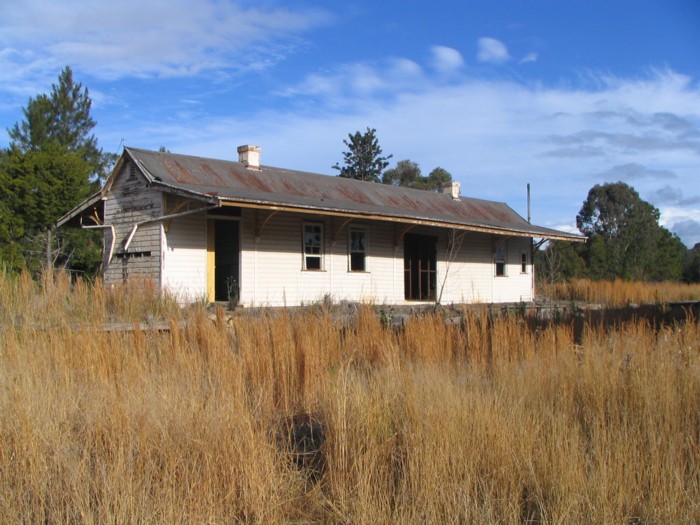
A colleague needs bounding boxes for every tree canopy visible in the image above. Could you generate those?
[381,159,421,187]
[575,182,684,280]
[332,128,392,183]
[0,66,109,276]
[424,167,453,192]
[8,66,114,184]
[684,244,700,283]
[534,240,585,284]
[381,159,453,191]
[537,181,691,283]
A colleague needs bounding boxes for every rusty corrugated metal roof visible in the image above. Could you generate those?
[124,147,583,240]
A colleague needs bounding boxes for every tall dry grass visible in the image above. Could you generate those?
[539,277,700,307]
[1,272,699,523]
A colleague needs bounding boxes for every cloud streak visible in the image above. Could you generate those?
[0,0,331,84]
[519,52,538,64]
[596,163,677,181]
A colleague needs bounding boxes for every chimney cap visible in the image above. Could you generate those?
[237,144,261,169]
[442,181,461,200]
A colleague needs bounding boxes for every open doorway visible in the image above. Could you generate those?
[404,233,437,301]
[209,219,240,303]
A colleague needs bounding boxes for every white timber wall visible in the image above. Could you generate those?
[103,162,162,286]
[437,232,533,304]
[492,235,533,303]
[161,211,208,302]
[151,203,534,306]
[326,219,397,304]
[238,210,398,307]
[238,211,534,307]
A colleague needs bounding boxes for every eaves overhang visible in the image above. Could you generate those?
[143,179,585,242]
[214,194,585,242]
[56,191,105,228]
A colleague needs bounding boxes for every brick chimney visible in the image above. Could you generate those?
[237,145,261,169]
[442,181,461,200]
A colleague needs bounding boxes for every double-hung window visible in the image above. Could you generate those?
[495,240,507,277]
[303,222,323,270]
[349,228,367,272]
[521,251,528,273]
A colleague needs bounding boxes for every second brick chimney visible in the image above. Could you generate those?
[442,181,461,200]
[237,145,261,169]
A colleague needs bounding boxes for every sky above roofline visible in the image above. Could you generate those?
[2,0,699,246]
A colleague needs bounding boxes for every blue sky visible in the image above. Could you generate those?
[2,0,699,246]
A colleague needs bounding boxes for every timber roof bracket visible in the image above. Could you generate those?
[395,224,416,249]
[533,238,549,251]
[331,217,354,246]
[85,207,103,226]
[255,210,279,241]
[163,197,193,233]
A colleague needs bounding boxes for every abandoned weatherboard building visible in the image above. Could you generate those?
[58,145,583,306]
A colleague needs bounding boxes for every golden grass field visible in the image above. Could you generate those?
[1,273,699,523]
[539,278,700,307]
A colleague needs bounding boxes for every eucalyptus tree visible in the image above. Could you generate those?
[576,182,685,280]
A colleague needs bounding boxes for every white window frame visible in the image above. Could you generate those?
[520,251,529,274]
[302,222,324,270]
[495,240,507,277]
[348,227,368,272]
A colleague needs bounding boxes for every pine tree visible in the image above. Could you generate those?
[8,66,113,183]
[332,128,392,183]
[1,66,110,276]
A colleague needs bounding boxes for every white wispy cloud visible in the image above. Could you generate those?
[659,207,700,246]
[476,37,511,64]
[143,65,699,245]
[519,52,538,64]
[0,0,331,84]
[430,46,465,74]
[279,58,424,101]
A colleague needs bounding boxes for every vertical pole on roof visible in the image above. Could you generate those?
[527,183,531,224]
[528,182,535,300]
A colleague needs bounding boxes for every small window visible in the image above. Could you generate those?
[128,163,137,180]
[303,222,323,270]
[115,250,151,259]
[495,240,507,277]
[521,251,528,273]
[349,228,367,272]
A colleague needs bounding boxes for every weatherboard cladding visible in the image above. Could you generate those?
[161,209,208,300]
[103,162,162,285]
[125,147,580,241]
